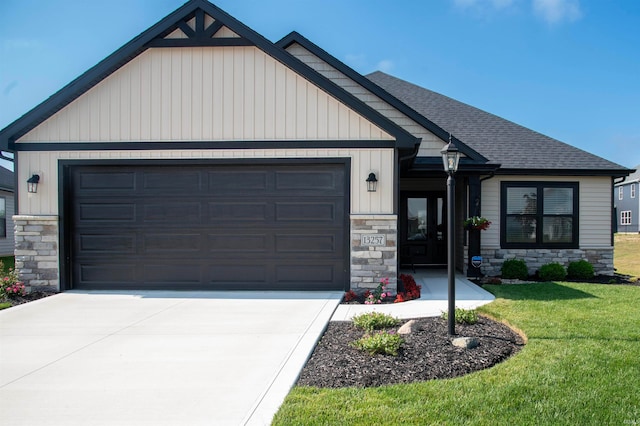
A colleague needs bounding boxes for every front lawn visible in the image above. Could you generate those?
[274,282,640,425]
[615,233,640,279]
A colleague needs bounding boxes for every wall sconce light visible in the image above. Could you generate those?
[366,172,378,192]
[27,174,40,193]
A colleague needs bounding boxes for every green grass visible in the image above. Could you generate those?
[273,282,640,425]
[615,233,640,279]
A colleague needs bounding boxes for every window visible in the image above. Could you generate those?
[621,211,632,225]
[619,186,624,200]
[501,182,578,248]
[0,198,5,238]
[632,184,636,199]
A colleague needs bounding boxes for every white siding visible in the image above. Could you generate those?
[285,43,444,155]
[17,47,392,143]
[17,149,395,216]
[481,175,613,249]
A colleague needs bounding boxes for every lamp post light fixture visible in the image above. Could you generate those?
[441,136,461,336]
[366,172,378,192]
[27,174,40,194]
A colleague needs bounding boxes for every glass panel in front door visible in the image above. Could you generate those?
[403,194,446,267]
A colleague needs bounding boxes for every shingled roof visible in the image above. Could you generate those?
[0,167,14,192]
[367,71,629,174]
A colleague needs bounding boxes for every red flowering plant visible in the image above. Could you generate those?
[343,290,358,302]
[0,265,26,300]
[463,216,491,231]
[395,274,421,303]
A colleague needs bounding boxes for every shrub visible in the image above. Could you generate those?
[352,312,400,333]
[395,273,421,302]
[567,260,595,280]
[351,331,403,356]
[365,278,390,304]
[539,262,567,281]
[441,307,479,325]
[501,259,529,280]
[343,290,357,302]
[0,262,26,300]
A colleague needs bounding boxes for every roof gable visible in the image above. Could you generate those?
[277,32,488,164]
[0,0,417,150]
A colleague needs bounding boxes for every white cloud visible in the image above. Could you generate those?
[344,53,367,70]
[532,0,582,24]
[376,60,394,73]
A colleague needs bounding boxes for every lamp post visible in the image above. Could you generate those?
[441,137,460,336]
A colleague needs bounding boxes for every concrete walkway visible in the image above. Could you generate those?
[0,272,493,425]
[332,270,495,321]
[0,290,342,426]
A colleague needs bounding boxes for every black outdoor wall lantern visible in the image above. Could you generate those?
[27,174,40,193]
[366,172,378,192]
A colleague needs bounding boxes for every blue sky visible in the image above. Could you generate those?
[1,0,638,169]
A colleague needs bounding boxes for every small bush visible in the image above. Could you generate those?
[539,262,567,281]
[352,312,400,333]
[501,259,529,280]
[351,331,403,356]
[567,260,595,280]
[0,262,26,300]
[441,307,479,325]
[343,290,357,302]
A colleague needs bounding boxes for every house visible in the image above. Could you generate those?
[614,165,640,233]
[0,167,15,257]
[0,0,632,292]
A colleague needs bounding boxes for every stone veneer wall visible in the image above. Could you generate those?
[350,215,397,293]
[464,247,615,277]
[13,215,60,291]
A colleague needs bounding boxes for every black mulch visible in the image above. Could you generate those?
[1,290,58,307]
[296,316,524,388]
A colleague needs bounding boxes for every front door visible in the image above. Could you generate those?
[400,192,447,267]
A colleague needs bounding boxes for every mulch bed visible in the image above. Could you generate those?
[0,290,58,308]
[297,316,524,388]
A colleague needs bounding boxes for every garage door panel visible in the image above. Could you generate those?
[208,202,269,221]
[143,171,202,192]
[275,202,337,222]
[143,203,202,223]
[208,234,268,252]
[144,234,202,253]
[78,234,136,254]
[78,264,136,284]
[275,235,337,253]
[78,172,136,191]
[70,163,347,290]
[275,170,342,193]
[208,171,268,192]
[78,203,136,222]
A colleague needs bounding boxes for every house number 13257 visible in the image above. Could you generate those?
[360,235,386,246]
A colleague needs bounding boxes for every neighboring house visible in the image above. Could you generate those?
[0,167,15,257]
[614,165,640,233]
[0,0,632,292]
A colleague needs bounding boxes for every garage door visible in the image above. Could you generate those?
[69,163,347,291]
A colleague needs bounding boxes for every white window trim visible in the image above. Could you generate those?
[621,210,632,225]
[619,186,624,200]
[631,183,636,199]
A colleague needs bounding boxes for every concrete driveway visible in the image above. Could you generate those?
[0,290,342,426]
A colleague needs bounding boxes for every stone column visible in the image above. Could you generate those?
[13,215,60,292]
[350,214,398,293]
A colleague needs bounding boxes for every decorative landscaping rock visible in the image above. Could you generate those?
[452,337,479,349]
[397,319,418,335]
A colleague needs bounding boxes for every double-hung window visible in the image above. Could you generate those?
[501,182,579,248]
[619,186,624,200]
[621,211,632,225]
[632,184,636,199]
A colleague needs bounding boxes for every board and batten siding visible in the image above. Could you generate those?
[17,47,393,143]
[17,149,394,216]
[285,43,444,157]
[480,175,613,249]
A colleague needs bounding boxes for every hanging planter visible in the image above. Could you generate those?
[464,216,491,231]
